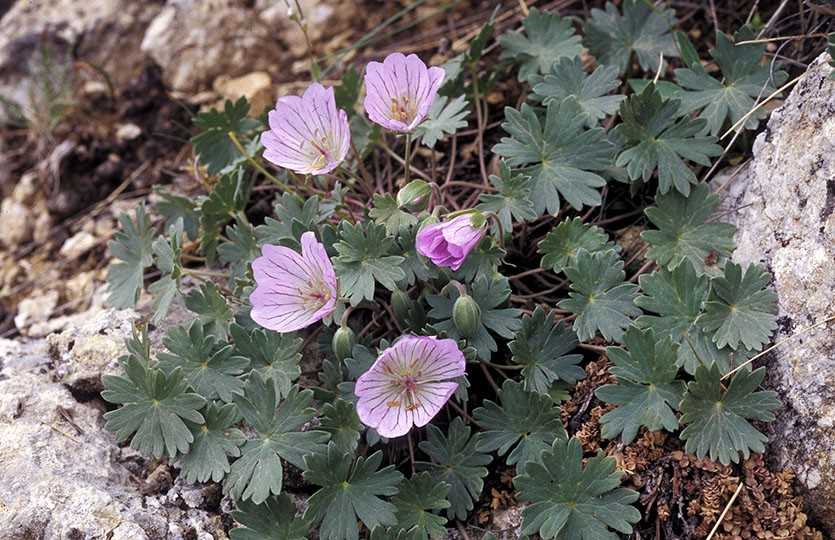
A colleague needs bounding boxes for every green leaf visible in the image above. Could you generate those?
[181,402,245,483]
[149,220,185,323]
[531,57,624,126]
[185,282,234,339]
[558,249,640,342]
[219,220,260,280]
[510,306,584,394]
[396,225,438,287]
[155,188,200,241]
[515,438,641,540]
[370,193,418,235]
[439,7,497,94]
[700,262,778,351]
[450,238,505,283]
[157,322,249,402]
[334,65,362,112]
[106,206,154,308]
[474,379,567,468]
[256,193,332,248]
[476,160,537,234]
[641,183,736,275]
[635,262,730,374]
[679,365,780,465]
[230,323,302,400]
[675,27,788,136]
[415,95,469,149]
[230,494,309,540]
[225,376,330,503]
[595,327,685,443]
[584,0,678,75]
[499,7,582,82]
[390,472,450,540]
[492,99,616,214]
[427,275,522,361]
[538,217,616,274]
[333,221,406,306]
[304,444,403,540]
[612,84,722,196]
[201,168,252,261]
[417,418,491,521]
[192,97,261,175]
[102,355,206,458]
[320,399,362,454]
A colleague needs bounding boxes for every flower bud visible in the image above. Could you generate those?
[452,294,481,338]
[392,289,426,329]
[332,326,356,362]
[396,180,432,212]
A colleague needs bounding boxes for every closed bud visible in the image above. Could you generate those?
[396,180,432,212]
[391,289,413,325]
[452,294,481,338]
[332,326,356,362]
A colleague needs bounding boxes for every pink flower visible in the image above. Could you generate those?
[416,214,486,271]
[261,83,350,175]
[355,336,465,438]
[363,52,445,133]
[250,231,338,332]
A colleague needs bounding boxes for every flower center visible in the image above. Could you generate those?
[307,130,335,170]
[300,278,332,311]
[389,95,417,123]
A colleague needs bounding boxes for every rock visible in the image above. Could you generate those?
[141,0,285,94]
[0,197,32,247]
[59,230,98,260]
[13,289,59,332]
[716,53,835,532]
[0,0,162,122]
[213,71,274,117]
[0,332,229,539]
[116,122,142,142]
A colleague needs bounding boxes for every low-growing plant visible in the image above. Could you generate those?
[102,1,814,537]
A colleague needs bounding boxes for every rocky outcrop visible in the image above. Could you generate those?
[717,52,835,533]
[0,310,229,540]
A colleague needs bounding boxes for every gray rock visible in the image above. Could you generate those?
[716,52,835,533]
[0,0,161,123]
[0,332,229,540]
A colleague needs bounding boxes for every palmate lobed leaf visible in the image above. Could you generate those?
[584,0,678,75]
[185,282,234,339]
[595,327,685,443]
[319,399,362,454]
[370,193,418,235]
[389,472,450,540]
[157,321,249,402]
[474,379,567,468]
[333,221,406,306]
[102,353,206,459]
[700,262,778,351]
[641,183,735,276]
[230,494,309,540]
[417,418,491,521]
[106,205,154,309]
[255,193,332,249]
[493,99,616,215]
[612,84,722,196]
[679,364,780,465]
[200,168,252,262]
[181,401,245,484]
[224,374,329,503]
[538,217,616,274]
[557,249,640,343]
[499,7,582,82]
[230,323,302,400]
[415,95,469,149]
[191,96,262,175]
[427,275,522,361]
[509,306,584,394]
[476,160,537,235]
[531,56,624,127]
[514,437,641,540]
[304,443,403,540]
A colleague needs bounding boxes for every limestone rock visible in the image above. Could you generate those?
[13,289,59,332]
[213,71,274,117]
[0,0,161,121]
[716,52,835,532]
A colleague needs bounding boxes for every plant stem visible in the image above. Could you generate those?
[226,131,295,194]
[403,133,412,185]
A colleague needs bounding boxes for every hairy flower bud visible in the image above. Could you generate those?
[452,294,481,338]
[396,180,432,212]
[332,326,356,362]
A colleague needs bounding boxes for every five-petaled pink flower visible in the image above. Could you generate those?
[261,83,350,175]
[355,335,465,438]
[250,231,338,333]
[364,52,445,133]
[416,214,486,271]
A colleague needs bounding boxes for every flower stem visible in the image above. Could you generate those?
[227,131,296,195]
[403,133,412,186]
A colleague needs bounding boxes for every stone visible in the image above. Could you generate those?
[0,0,161,122]
[59,230,98,260]
[13,289,59,332]
[115,122,142,141]
[716,52,835,533]
[213,71,274,117]
[0,197,32,247]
